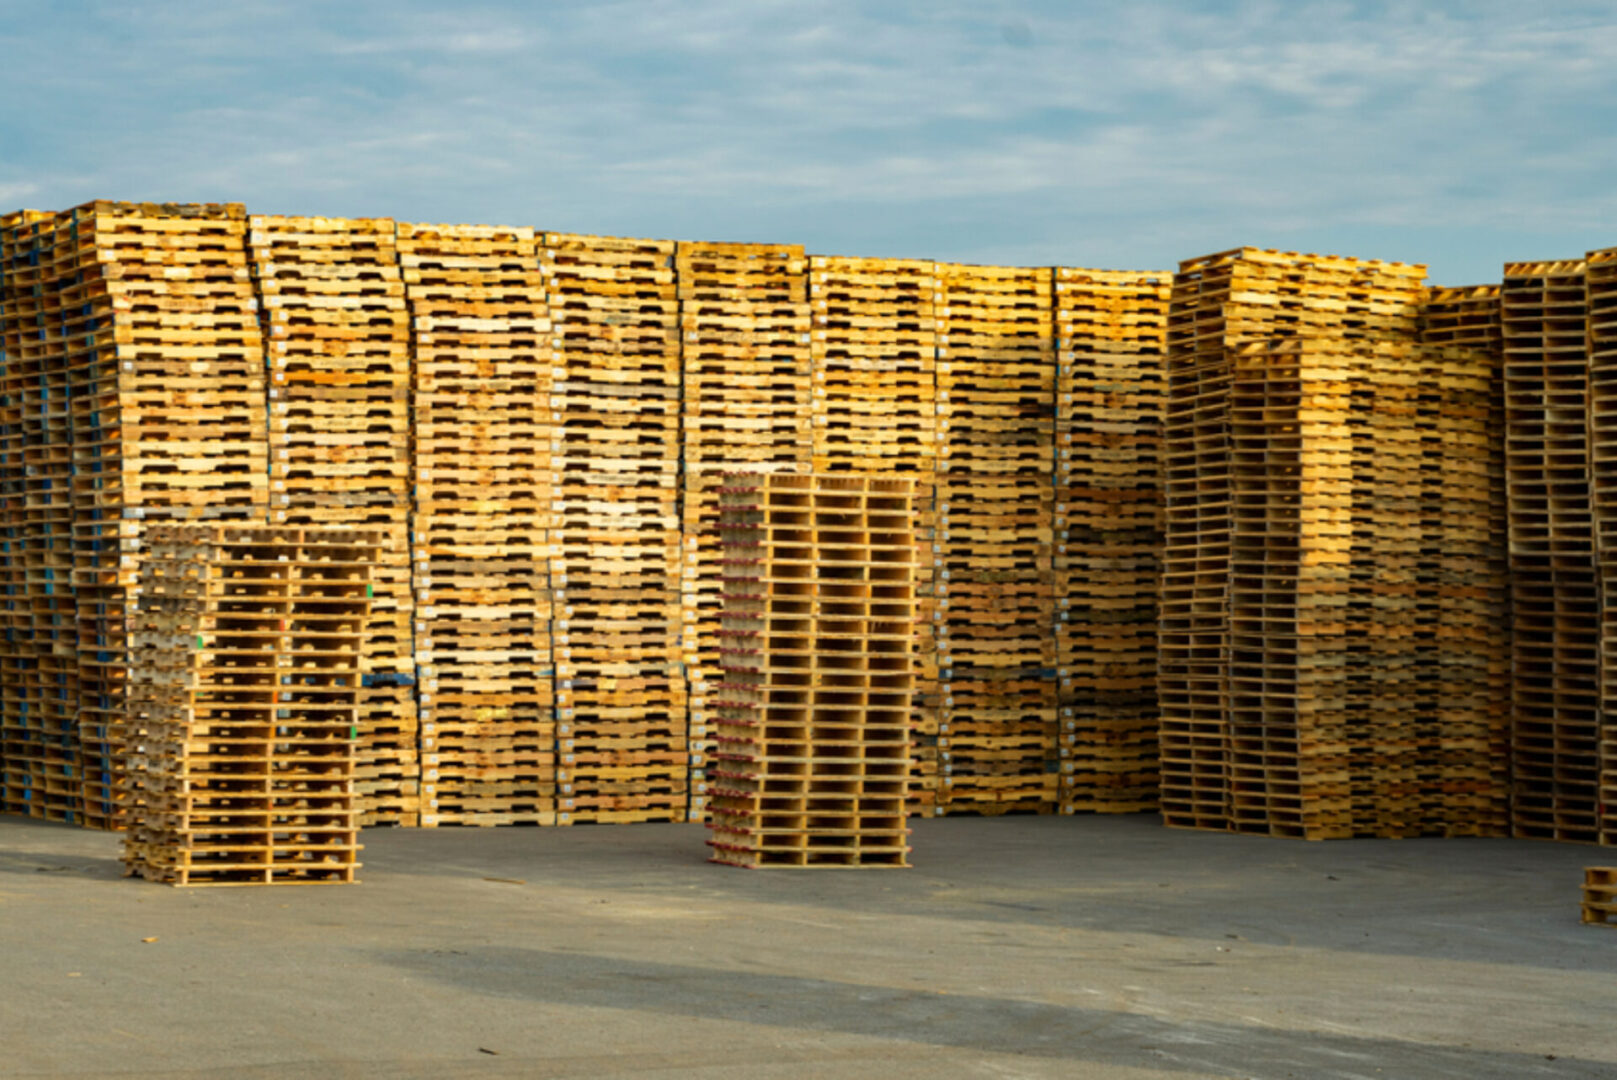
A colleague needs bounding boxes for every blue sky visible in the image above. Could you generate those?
[2,0,1614,284]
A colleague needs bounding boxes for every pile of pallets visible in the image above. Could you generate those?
[1502,259,1598,842]
[121,524,375,885]
[1584,866,1617,925]
[542,234,688,824]
[1591,247,1617,847]
[1051,268,1169,815]
[60,202,270,830]
[0,209,73,822]
[708,473,913,867]
[932,263,1057,815]
[1162,248,1510,837]
[677,241,812,819]
[402,222,554,826]
[247,216,417,823]
[807,256,939,813]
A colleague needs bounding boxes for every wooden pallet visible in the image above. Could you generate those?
[1582,867,1617,926]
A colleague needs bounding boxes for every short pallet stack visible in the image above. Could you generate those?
[121,525,375,886]
[402,222,554,826]
[542,234,687,824]
[933,263,1057,815]
[678,241,812,821]
[708,473,913,867]
[807,256,940,813]
[1584,867,1617,925]
[63,202,270,831]
[1502,259,1599,842]
[248,216,418,826]
[1052,268,1169,814]
[1586,247,1617,847]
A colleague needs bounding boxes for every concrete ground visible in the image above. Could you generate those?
[0,814,1612,1080]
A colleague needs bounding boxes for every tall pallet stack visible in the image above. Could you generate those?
[1502,259,1598,842]
[1224,336,1506,838]
[542,234,687,824]
[932,263,1057,815]
[678,241,812,821]
[246,216,417,826]
[121,525,375,885]
[1161,248,1433,833]
[61,202,270,831]
[806,256,939,813]
[1051,269,1169,814]
[0,209,69,821]
[1585,247,1617,847]
[401,223,554,826]
[708,474,913,867]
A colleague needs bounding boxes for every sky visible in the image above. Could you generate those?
[1,0,1614,284]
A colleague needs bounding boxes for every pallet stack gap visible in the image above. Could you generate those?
[121,525,375,885]
[806,256,939,814]
[709,473,913,867]
[247,215,417,828]
[542,234,687,824]
[1052,268,1169,814]
[402,223,554,826]
[933,263,1057,815]
[678,241,812,821]
[1502,259,1597,842]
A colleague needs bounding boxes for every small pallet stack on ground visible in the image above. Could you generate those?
[708,473,914,867]
[542,233,687,824]
[932,263,1057,816]
[247,216,417,813]
[0,210,60,820]
[402,222,554,827]
[1583,867,1617,925]
[807,256,940,814]
[1502,259,1598,843]
[1162,248,1429,833]
[678,241,811,822]
[121,525,376,885]
[60,202,269,831]
[1052,268,1169,815]
[1586,246,1617,847]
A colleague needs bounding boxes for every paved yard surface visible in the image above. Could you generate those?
[0,814,1611,1079]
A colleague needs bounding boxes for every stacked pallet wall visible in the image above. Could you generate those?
[1586,248,1617,846]
[247,216,418,828]
[933,264,1057,815]
[542,234,687,824]
[806,256,940,813]
[401,223,553,827]
[1051,269,1168,814]
[677,242,812,822]
[1502,260,1598,841]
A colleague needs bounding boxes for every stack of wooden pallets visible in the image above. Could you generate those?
[247,216,417,823]
[807,256,939,813]
[121,524,375,885]
[931,263,1057,815]
[54,202,269,830]
[542,233,687,824]
[1590,247,1617,847]
[1052,268,1169,815]
[1502,259,1598,842]
[1584,867,1617,925]
[0,209,69,822]
[402,222,554,827]
[678,241,812,821]
[708,473,913,867]
[1223,335,1506,838]
[1161,248,1509,837]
